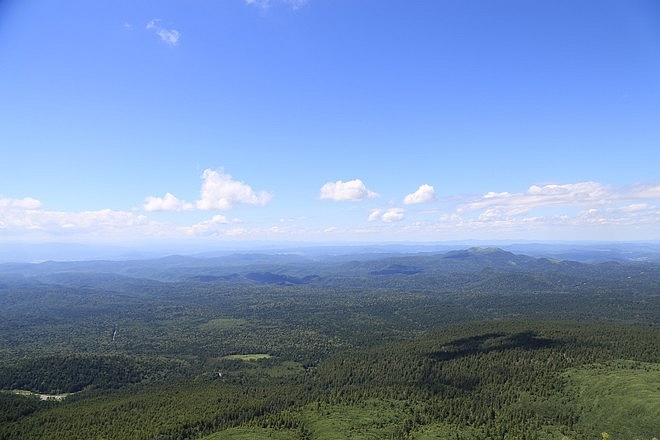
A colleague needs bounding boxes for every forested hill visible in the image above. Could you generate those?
[1,246,659,285]
[0,246,658,439]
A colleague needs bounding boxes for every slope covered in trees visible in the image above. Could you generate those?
[0,248,657,439]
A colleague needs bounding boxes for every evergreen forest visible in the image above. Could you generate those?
[0,247,658,439]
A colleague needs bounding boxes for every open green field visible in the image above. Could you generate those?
[301,399,407,439]
[299,400,486,439]
[565,360,660,439]
[202,427,297,440]
[224,353,272,361]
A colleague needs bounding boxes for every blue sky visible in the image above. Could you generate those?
[1,0,659,247]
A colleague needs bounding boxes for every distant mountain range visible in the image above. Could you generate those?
[1,241,660,264]
[1,246,659,292]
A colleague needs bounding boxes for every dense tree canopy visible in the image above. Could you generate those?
[0,249,658,439]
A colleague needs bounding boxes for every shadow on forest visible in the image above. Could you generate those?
[428,331,558,362]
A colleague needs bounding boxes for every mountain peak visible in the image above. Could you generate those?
[443,247,511,259]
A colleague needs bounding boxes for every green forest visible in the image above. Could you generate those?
[0,248,658,439]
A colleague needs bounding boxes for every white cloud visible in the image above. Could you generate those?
[143,192,194,212]
[184,215,229,236]
[403,184,436,204]
[3,180,659,244]
[319,179,379,202]
[618,203,651,213]
[245,0,269,7]
[626,183,660,199]
[146,19,180,46]
[0,197,42,210]
[457,182,660,225]
[142,169,271,212]
[0,201,161,241]
[459,182,611,216]
[382,208,405,222]
[428,181,660,239]
[196,169,272,210]
[225,227,249,237]
[368,208,405,223]
[367,209,381,222]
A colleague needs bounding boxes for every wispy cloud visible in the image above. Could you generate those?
[244,0,309,10]
[403,184,436,205]
[458,182,612,217]
[626,183,660,199]
[146,19,180,46]
[144,169,272,212]
[184,214,230,236]
[0,197,42,210]
[430,181,660,239]
[0,198,162,241]
[319,179,379,202]
[456,182,660,220]
[184,223,295,238]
